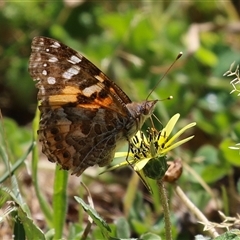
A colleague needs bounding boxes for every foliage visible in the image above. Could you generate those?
[1,1,240,239]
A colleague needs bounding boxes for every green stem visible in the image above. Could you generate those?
[156,179,172,240]
[32,107,53,226]
[53,165,68,239]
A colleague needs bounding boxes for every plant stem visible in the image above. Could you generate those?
[173,182,219,238]
[157,179,172,240]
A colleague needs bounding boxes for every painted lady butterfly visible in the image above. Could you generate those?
[29,37,157,176]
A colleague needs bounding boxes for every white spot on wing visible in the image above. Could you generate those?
[31,62,38,68]
[47,77,56,84]
[48,57,58,62]
[38,39,44,45]
[38,85,46,95]
[62,66,80,79]
[67,55,82,64]
[69,66,80,74]
[95,75,105,82]
[51,41,61,48]
[82,84,103,97]
[62,71,72,79]
[32,46,41,52]
[34,56,41,62]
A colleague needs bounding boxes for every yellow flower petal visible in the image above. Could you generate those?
[101,159,135,173]
[164,113,180,137]
[164,122,196,148]
[114,152,132,158]
[134,158,152,171]
[161,135,195,154]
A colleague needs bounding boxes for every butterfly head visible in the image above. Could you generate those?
[126,100,158,137]
[141,100,158,116]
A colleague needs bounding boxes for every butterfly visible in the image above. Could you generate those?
[28,36,157,176]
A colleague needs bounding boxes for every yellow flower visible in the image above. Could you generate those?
[105,114,196,190]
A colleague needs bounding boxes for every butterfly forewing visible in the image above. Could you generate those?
[29,36,157,176]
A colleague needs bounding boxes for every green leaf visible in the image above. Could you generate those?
[201,162,231,183]
[75,196,111,238]
[99,12,133,39]
[140,232,162,240]
[215,229,240,240]
[14,214,25,240]
[196,145,218,164]
[0,142,34,183]
[1,118,31,159]
[220,139,240,166]
[17,207,45,240]
[195,46,218,67]
[195,145,231,183]
[0,184,45,239]
[116,217,130,238]
[131,219,149,235]
[68,223,84,239]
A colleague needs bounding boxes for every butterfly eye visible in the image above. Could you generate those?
[142,100,158,116]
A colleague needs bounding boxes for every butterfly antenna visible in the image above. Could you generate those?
[146,52,183,101]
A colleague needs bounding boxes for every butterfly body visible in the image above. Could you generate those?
[29,37,157,176]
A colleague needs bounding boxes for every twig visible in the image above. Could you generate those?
[172,182,219,238]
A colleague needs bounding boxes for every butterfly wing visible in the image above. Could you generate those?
[29,37,132,113]
[29,37,134,175]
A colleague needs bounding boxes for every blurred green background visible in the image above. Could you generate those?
[1,1,240,239]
